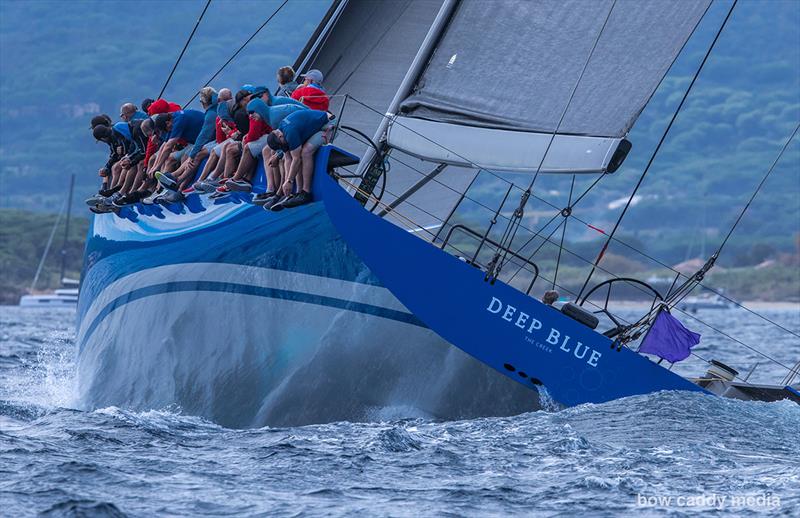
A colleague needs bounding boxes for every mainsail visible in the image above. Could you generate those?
[297,0,710,229]
[390,0,711,174]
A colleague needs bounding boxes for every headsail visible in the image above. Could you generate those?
[297,0,480,231]
[389,0,711,174]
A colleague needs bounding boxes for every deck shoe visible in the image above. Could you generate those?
[99,185,121,197]
[269,193,297,212]
[142,190,163,205]
[262,194,283,211]
[226,179,252,192]
[252,191,275,206]
[85,193,106,206]
[155,171,179,191]
[280,191,312,209]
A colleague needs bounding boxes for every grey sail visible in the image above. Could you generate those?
[389,0,711,174]
[297,0,479,232]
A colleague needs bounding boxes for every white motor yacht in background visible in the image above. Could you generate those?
[19,279,79,308]
[678,292,732,312]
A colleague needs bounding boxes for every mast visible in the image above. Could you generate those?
[356,0,459,177]
[293,0,349,74]
[59,174,75,284]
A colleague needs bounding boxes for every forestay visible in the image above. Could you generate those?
[389,0,711,174]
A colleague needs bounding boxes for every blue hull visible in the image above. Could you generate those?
[317,152,708,407]
[76,151,540,427]
[78,145,707,426]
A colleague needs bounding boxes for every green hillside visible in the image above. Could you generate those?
[0,0,798,285]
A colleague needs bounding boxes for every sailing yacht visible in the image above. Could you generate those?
[76,0,800,427]
[19,175,78,308]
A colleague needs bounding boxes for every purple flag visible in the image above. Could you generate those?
[638,310,701,363]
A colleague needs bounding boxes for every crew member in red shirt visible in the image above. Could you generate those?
[142,98,182,173]
[291,69,329,112]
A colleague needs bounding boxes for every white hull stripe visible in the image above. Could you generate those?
[79,262,409,338]
[78,280,427,348]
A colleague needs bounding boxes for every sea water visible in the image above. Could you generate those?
[1,305,798,516]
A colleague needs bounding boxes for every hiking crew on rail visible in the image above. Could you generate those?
[87,67,332,213]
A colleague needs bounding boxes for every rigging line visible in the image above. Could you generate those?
[516,223,797,376]
[347,93,610,234]
[553,175,576,289]
[30,198,67,292]
[577,0,739,301]
[497,0,713,279]
[158,0,212,100]
[673,305,796,374]
[493,0,618,277]
[342,94,795,339]
[384,132,798,342]
[527,226,797,375]
[336,165,544,280]
[716,122,800,255]
[525,0,617,194]
[661,123,799,310]
[184,0,290,107]
[341,167,623,319]
[541,227,795,375]
[340,163,792,378]
[506,171,606,283]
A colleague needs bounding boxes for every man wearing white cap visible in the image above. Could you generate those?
[291,69,329,112]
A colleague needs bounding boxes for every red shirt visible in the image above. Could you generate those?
[291,85,329,112]
[215,117,229,143]
[243,116,271,145]
[143,136,159,169]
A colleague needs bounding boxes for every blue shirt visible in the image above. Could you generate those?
[168,109,205,143]
[132,110,148,121]
[278,109,329,151]
[189,103,218,158]
[247,98,307,130]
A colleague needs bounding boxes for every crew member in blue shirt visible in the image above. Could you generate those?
[155,87,220,194]
[149,108,205,175]
[264,109,333,210]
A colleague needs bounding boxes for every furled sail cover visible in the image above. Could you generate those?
[389,0,711,174]
[301,0,480,232]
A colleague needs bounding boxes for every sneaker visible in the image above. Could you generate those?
[226,179,252,192]
[130,190,150,202]
[101,192,121,208]
[142,189,163,205]
[269,193,296,212]
[112,194,134,208]
[193,179,218,194]
[262,194,283,211]
[280,190,312,209]
[99,185,121,197]
[85,193,106,206]
[252,191,275,206]
[155,171,179,191]
[211,185,231,197]
[182,186,196,195]
[158,190,183,204]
